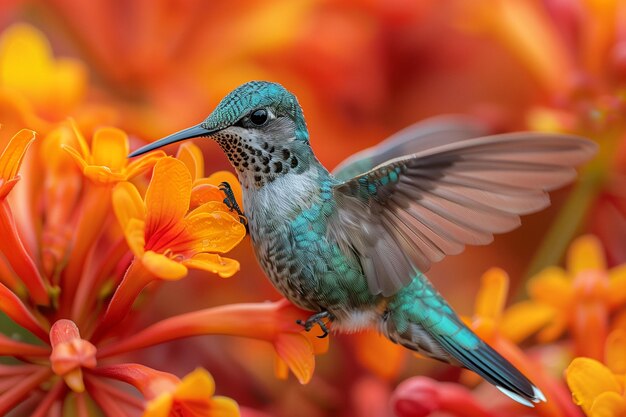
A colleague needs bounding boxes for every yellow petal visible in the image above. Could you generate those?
[590,391,626,417]
[174,368,215,400]
[210,396,241,417]
[537,315,568,343]
[566,358,621,415]
[144,158,191,238]
[606,330,626,375]
[176,142,204,182]
[0,129,35,180]
[499,300,555,343]
[475,267,509,321]
[274,333,315,384]
[183,254,240,278]
[528,266,573,308]
[91,127,129,171]
[174,212,246,254]
[113,182,146,233]
[142,393,173,417]
[608,266,626,309]
[568,235,606,275]
[142,251,187,280]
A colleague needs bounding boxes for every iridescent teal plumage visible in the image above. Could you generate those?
[130,80,597,407]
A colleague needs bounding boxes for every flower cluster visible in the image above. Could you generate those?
[0,123,326,416]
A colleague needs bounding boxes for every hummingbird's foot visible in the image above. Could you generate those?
[219,181,248,233]
[296,311,334,339]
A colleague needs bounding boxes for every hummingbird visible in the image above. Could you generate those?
[129,81,596,407]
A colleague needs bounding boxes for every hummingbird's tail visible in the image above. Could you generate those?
[382,275,545,407]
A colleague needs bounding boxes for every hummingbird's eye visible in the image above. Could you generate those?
[250,109,268,126]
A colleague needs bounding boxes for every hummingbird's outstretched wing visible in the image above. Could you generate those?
[332,116,487,181]
[329,133,597,296]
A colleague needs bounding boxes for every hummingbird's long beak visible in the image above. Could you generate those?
[128,124,215,157]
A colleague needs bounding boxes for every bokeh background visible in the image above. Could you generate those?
[1,1,625,416]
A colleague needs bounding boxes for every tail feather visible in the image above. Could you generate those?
[384,275,545,407]
[437,334,544,407]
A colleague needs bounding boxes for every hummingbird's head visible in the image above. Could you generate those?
[129,81,313,188]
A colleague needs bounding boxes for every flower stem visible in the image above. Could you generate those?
[85,376,136,417]
[98,300,304,358]
[0,201,49,305]
[60,184,113,315]
[0,282,49,341]
[30,379,66,417]
[0,367,51,415]
[91,260,152,343]
[0,333,50,357]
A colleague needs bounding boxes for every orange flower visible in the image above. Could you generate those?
[97,299,328,385]
[112,156,244,280]
[566,330,626,417]
[95,157,245,339]
[526,235,626,359]
[0,129,49,304]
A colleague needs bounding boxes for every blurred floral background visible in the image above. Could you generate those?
[0,0,625,416]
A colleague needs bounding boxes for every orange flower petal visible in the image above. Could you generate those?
[354,330,406,380]
[125,218,147,258]
[176,143,204,182]
[144,158,192,238]
[590,391,626,417]
[183,254,240,278]
[142,251,187,280]
[537,316,568,343]
[605,329,626,375]
[69,118,90,160]
[608,266,626,309]
[566,358,621,415]
[206,171,243,209]
[112,182,146,232]
[125,150,166,179]
[474,267,509,321]
[61,143,89,171]
[175,212,245,254]
[191,183,227,209]
[528,266,573,307]
[82,166,126,183]
[274,354,289,380]
[567,235,606,275]
[0,129,35,181]
[91,127,129,171]
[274,333,315,384]
[499,300,555,343]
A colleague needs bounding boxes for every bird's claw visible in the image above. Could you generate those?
[296,311,333,339]
[219,181,248,233]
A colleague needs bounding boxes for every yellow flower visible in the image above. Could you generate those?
[143,369,239,417]
[526,235,626,359]
[566,330,626,417]
[0,128,35,200]
[63,123,164,184]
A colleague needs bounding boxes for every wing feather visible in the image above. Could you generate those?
[329,133,597,296]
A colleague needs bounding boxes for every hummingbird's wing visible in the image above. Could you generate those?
[329,133,597,296]
[332,116,487,181]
